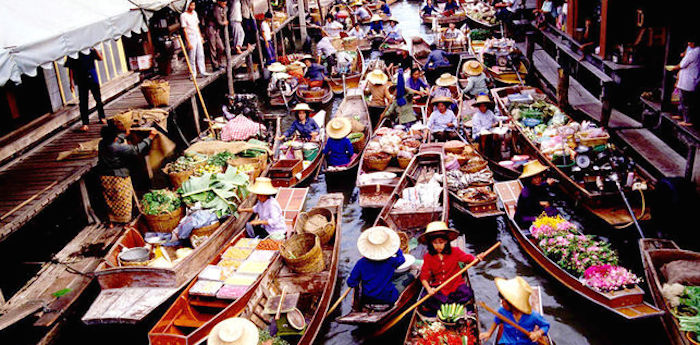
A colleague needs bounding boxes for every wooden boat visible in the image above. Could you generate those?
[464,2,500,29]
[493,180,664,320]
[324,91,373,178]
[478,43,528,85]
[296,81,333,105]
[147,188,309,345]
[426,84,463,130]
[421,5,468,25]
[411,36,431,68]
[436,28,469,54]
[268,79,298,107]
[328,48,365,95]
[640,238,700,345]
[492,85,653,226]
[229,193,344,345]
[269,112,326,188]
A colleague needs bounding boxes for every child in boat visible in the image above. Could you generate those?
[347,226,405,305]
[239,177,287,239]
[428,97,459,141]
[418,221,476,317]
[462,60,489,99]
[384,69,419,127]
[514,160,559,228]
[479,276,550,345]
[278,103,319,141]
[323,118,355,167]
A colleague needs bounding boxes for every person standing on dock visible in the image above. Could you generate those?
[240,0,257,49]
[514,160,558,228]
[229,0,246,54]
[96,112,157,225]
[207,0,228,71]
[260,12,276,65]
[66,48,106,132]
[671,37,699,127]
[181,1,212,78]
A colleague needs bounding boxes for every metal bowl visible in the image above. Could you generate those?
[118,247,150,263]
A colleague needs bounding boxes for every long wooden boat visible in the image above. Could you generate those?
[269,81,298,107]
[328,48,365,95]
[421,6,468,25]
[269,111,326,188]
[234,193,344,345]
[296,81,333,105]
[324,91,373,178]
[478,45,528,85]
[464,2,500,29]
[426,84,463,136]
[147,188,309,345]
[640,238,700,345]
[493,180,664,320]
[491,85,653,226]
[411,36,432,68]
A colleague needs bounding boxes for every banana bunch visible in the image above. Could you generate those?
[437,303,464,323]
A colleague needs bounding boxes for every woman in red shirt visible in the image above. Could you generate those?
[418,221,475,317]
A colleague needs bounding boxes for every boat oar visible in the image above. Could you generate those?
[327,287,353,316]
[478,301,548,345]
[374,241,501,336]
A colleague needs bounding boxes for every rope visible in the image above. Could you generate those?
[49,258,96,278]
[613,188,646,229]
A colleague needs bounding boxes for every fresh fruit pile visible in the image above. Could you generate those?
[194,164,223,176]
[437,303,464,323]
[166,153,207,173]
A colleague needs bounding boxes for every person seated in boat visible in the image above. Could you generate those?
[352,2,371,22]
[323,118,356,167]
[461,60,490,99]
[384,17,403,43]
[365,69,393,124]
[418,222,477,317]
[406,67,429,106]
[323,15,344,37]
[425,45,452,83]
[442,23,465,46]
[385,45,412,76]
[278,103,320,142]
[443,0,460,16]
[368,15,384,36]
[471,95,507,140]
[315,35,338,69]
[301,54,327,88]
[239,177,287,239]
[379,0,392,16]
[514,160,559,228]
[432,73,458,112]
[479,276,550,345]
[347,226,405,306]
[348,22,366,39]
[209,317,260,345]
[335,49,354,75]
[422,0,437,17]
[383,69,419,127]
[428,97,459,141]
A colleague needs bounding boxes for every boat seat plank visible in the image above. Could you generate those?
[173,317,206,329]
[82,287,178,324]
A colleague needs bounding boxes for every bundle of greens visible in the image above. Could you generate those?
[207,151,236,167]
[258,329,290,345]
[179,167,249,218]
[469,29,491,41]
[141,189,181,215]
[166,153,207,173]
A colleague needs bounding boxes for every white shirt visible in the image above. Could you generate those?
[348,27,365,39]
[230,0,242,22]
[317,37,337,58]
[261,20,272,41]
[471,109,497,137]
[356,7,370,20]
[428,109,457,132]
[443,28,464,41]
[678,46,700,92]
[253,197,287,234]
[324,21,344,37]
[180,11,201,39]
[505,0,522,13]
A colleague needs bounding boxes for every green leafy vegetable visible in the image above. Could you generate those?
[179,166,249,218]
[141,189,181,215]
[207,151,235,167]
[258,329,290,345]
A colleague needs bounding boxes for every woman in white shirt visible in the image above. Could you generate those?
[181,1,211,77]
[428,97,459,141]
[348,22,365,39]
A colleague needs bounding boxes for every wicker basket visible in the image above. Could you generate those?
[143,207,184,233]
[350,133,366,153]
[461,159,488,173]
[280,233,325,273]
[365,154,391,171]
[140,80,170,107]
[397,231,409,253]
[398,156,412,169]
[575,132,610,147]
[294,208,335,244]
[191,221,221,237]
[444,140,466,154]
[228,153,269,180]
[162,165,195,189]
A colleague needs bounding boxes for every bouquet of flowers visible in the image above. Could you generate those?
[538,232,618,275]
[582,264,641,292]
[530,215,577,238]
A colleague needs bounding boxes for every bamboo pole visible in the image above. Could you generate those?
[1,181,58,221]
[176,35,213,132]
[478,301,548,345]
[327,287,352,316]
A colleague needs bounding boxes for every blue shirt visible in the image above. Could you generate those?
[347,249,405,303]
[494,307,550,345]
[381,3,391,15]
[407,77,428,92]
[426,49,451,68]
[305,63,326,81]
[323,137,354,166]
[284,119,320,139]
[444,0,459,11]
[422,4,436,15]
[369,21,383,33]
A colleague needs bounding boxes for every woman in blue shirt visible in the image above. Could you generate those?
[422,0,437,16]
[479,276,550,345]
[347,226,405,305]
[368,15,384,36]
[443,0,460,14]
[379,0,392,16]
[278,103,320,141]
[323,117,355,166]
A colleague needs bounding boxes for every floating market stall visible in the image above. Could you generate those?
[479,37,528,85]
[269,111,326,187]
[464,0,499,29]
[324,92,373,178]
[328,48,365,95]
[421,3,468,25]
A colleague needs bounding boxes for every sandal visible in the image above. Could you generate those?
[79,125,89,132]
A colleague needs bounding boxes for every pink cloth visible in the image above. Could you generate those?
[221,116,266,141]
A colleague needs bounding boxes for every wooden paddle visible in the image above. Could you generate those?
[275,286,287,320]
[374,241,501,335]
[327,287,353,316]
[478,301,549,345]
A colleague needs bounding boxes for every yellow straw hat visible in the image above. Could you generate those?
[291,103,313,113]
[109,111,133,132]
[370,14,383,22]
[473,95,493,107]
[436,73,458,87]
[432,96,455,106]
[464,60,484,76]
[367,69,389,85]
[357,226,400,260]
[519,160,548,179]
[248,177,279,195]
[268,62,287,73]
[418,221,459,244]
[326,117,352,139]
[495,276,533,314]
[208,317,259,345]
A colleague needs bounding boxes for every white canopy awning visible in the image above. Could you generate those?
[0,0,183,86]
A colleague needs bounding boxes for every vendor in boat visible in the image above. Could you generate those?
[352,2,371,23]
[431,73,458,112]
[471,95,507,140]
[323,117,355,167]
[278,103,320,141]
[514,160,559,228]
[239,177,287,239]
[365,69,393,124]
[385,45,413,76]
[368,15,384,36]
[406,67,429,100]
[422,0,437,16]
[428,97,459,141]
[347,226,405,306]
[461,60,489,99]
[425,44,452,83]
[209,317,260,345]
[383,68,419,127]
[315,35,338,68]
[442,22,465,46]
[418,222,476,317]
[443,0,460,16]
[479,276,550,345]
[323,15,344,37]
[301,54,327,88]
[348,22,366,39]
[97,112,157,225]
[379,0,392,17]
[384,17,403,43]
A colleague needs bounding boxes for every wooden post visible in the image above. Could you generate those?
[686,145,697,181]
[557,67,570,109]
[598,0,608,58]
[191,96,201,134]
[660,27,674,111]
[600,81,612,128]
[298,0,308,42]
[526,31,535,64]
[316,0,324,23]
[224,22,234,95]
[79,180,98,225]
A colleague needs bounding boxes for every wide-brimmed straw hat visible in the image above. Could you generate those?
[248,177,279,195]
[519,160,548,179]
[385,16,399,23]
[357,226,400,260]
[110,111,133,132]
[432,96,455,106]
[464,60,484,76]
[326,117,352,139]
[367,69,389,85]
[436,73,458,86]
[495,276,533,315]
[268,62,287,73]
[208,317,259,345]
[272,72,291,80]
[473,95,493,107]
[370,14,383,22]
[418,221,459,244]
[291,103,313,113]
[300,54,315,62]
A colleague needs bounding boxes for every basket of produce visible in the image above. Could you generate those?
[397,153,413,169]
[294,207,335,244]
[140,79,170,107]
[458,187,497,205]
[437,303,465,328]
[280,233,325,273]
[141,189,184,232]
[444,140,466,154]
[190,221,221,237]
[342,37,359,51]
[162,153,208,188]
[349,132,366,153]
[461,156,488,173]
[365,152,392,171]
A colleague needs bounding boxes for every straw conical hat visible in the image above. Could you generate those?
[436,73,457,86]
[367,69,389,85]
[326,117,352,139]
[519,160,548,179]
[273,72,291,80]
[385,16,399,23]
[357,226,400,260]
[268,62,287,73]
[464,60,484,76]
[473,95,493,107]
[432,96,455,105]
[418,221,459,244]
[370,14,383,22]
[248,177,279,195]
[495,276,533,314]
[301,54,315,62]
[291,103,313,113]
[208,317,259,345]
